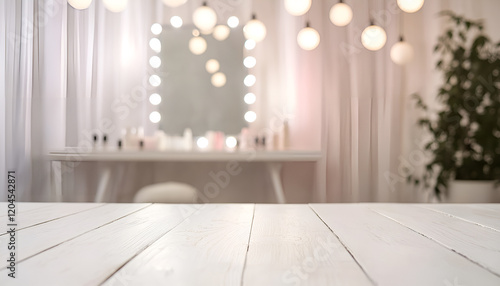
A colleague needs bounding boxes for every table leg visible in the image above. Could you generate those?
[94,167,112,203]
[267,162,286,204]
[51,161,63,202]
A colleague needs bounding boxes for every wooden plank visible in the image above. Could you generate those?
[102,204,255,286]
[243,204,373,286]
[0,204,200,285]
[310,204,500,286]
[369,204,500,276]
[0,203,149,269]
[0,203,104,235]
[423,204,500,232]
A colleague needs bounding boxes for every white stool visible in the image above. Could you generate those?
[133,182,198,203]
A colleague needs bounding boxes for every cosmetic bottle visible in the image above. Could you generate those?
[93,134,98,149]
[103,135,108,149]
[183,128,193,150]
[118,140,122,150]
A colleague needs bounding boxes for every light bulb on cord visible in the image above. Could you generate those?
[68,0,93,10]
[211,72,227,87]
[205,59,220,73]
[361,22,387,51]
[102,0,128,13]
[244,14,267,43]
[390,36,414,65]
[397,0,424,13]
[189,36,207,55]
[329,0,353,26]
[284,0,311,16]
[162,0,187,8]
[213,25,231,41]
[297,22,320,51]
[193,2,217,32]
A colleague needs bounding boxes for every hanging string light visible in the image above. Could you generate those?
[329,0,353,27]
[361,0,387,51]
[244,14,267,43]
[67,0,93,10]
[397,0,424,13]
[297,22,320,51]
[102,0,128,13]
[162,0,187,8]
[284,0,312,16]
[193,2,217,32]
[390,14,414,65]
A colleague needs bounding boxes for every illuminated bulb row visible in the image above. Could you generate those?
[196,136,238,149]
[149,27,163,124]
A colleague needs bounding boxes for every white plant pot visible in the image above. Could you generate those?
[446,180,498,203]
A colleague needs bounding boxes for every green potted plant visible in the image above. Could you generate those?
[410,11,500,202]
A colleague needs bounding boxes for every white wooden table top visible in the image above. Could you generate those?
[1,203,499,286]
[48,149,322,162]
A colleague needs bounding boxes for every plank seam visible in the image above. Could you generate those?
[308,204,378,286]
[239,203,256,286]
[98,204,206,285]
[369,208,500,278]
[0,204,153,271]
[0,203,106,236]
[418,205,500,233]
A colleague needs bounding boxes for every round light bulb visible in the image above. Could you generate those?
[329,3,353,26]
[170,16,183,28]
[149,75,161,87]
[205,59,220,73]
[244,93,256,104]
[189,36,207,55]
[244,74,256,87]
[244,111,257,123]
[227,16,239,28]
[297,26,320,51]
[193,5,217,31]
[243,56,256,68]
[68,0,92,10]
[151,23,162,35]
[149,93,162,105]
[211,72,227,88]
[213,25,230,41]
[226,136,237,148]
[197,137,209,149]
[149,111,161,123]
[102,0,127,13]
[244,18,267,43]
[149,38,161,53]
[162,0,187,8]
[284,0,311,16]
[390,40,414,65]
[361,25,387,51]
[149,56,161,68]
[245,39,256,50]
[397,0,424,13]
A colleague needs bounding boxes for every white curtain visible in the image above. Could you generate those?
[2,0,500,202]
[250,0,500,202]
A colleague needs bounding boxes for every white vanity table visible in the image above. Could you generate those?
[48,149,322,203]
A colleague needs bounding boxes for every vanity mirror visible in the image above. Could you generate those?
[149,24,251,136]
